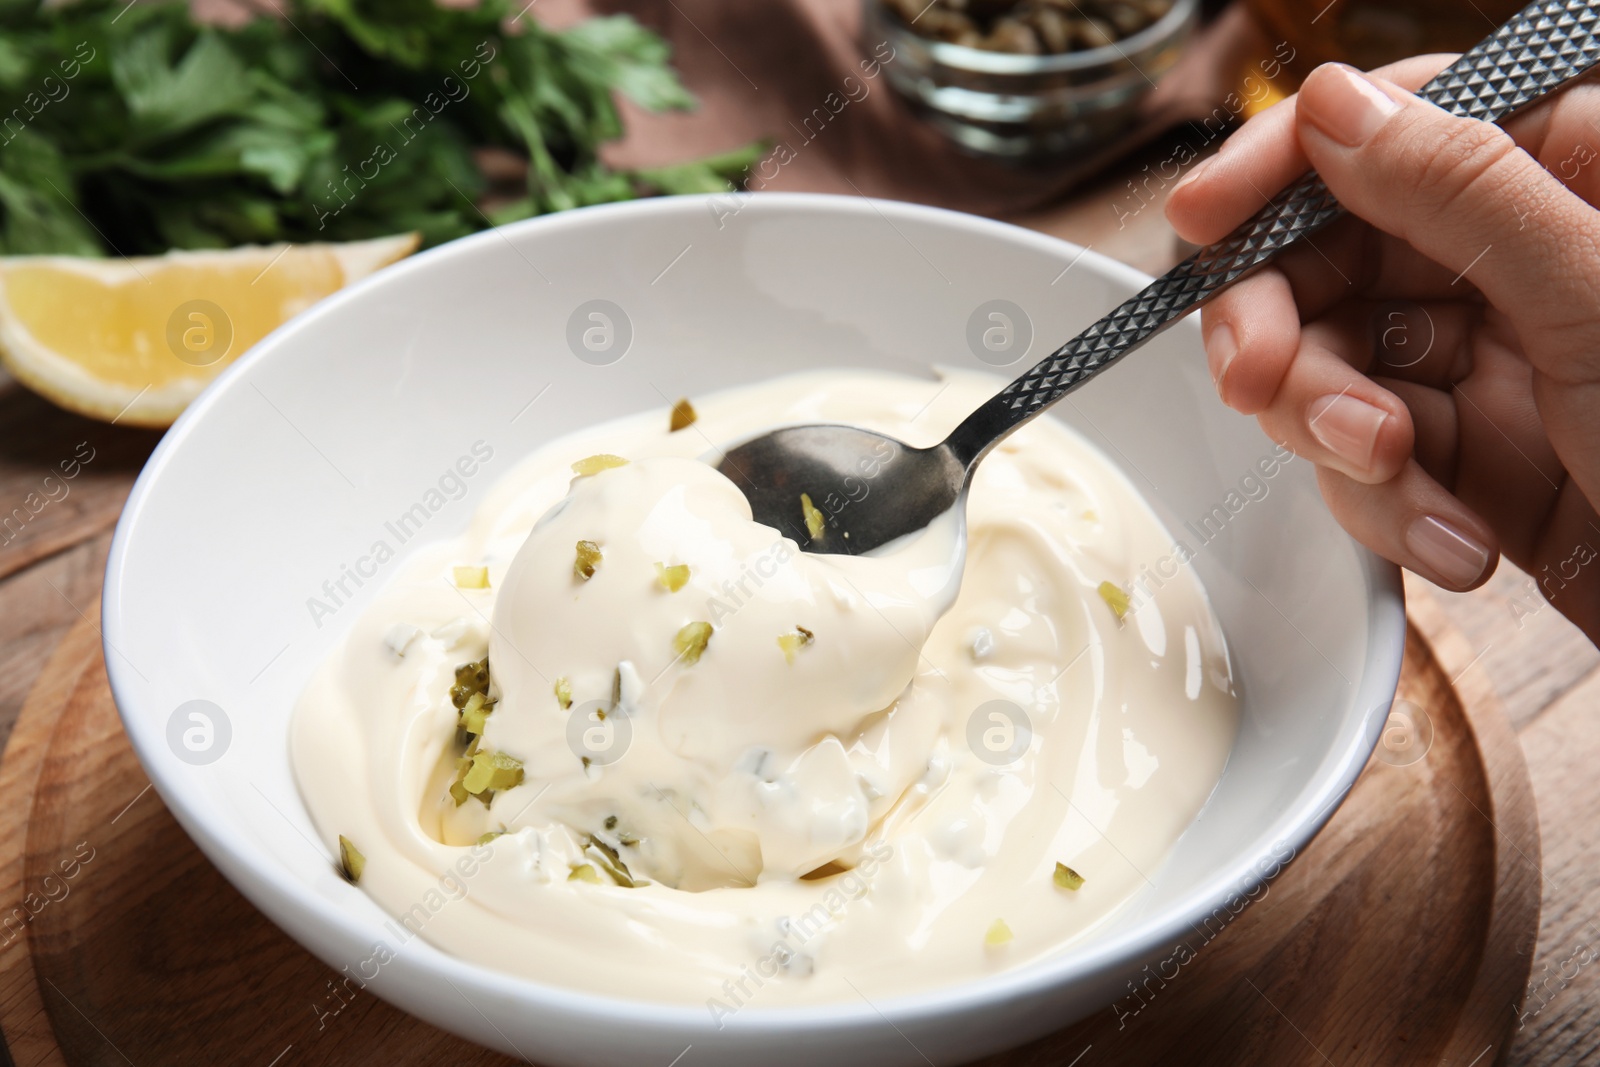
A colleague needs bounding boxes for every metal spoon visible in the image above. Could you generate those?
[718,0,1600,555]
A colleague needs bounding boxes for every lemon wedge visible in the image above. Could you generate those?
[0,233,419,427]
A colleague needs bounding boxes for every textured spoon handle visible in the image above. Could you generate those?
[945,0,1600,469]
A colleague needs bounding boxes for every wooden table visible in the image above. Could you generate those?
[1,161,1596,1066]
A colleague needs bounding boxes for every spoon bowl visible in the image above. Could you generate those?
[716,425,963,554]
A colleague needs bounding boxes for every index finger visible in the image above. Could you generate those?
[1166,54,1457,246]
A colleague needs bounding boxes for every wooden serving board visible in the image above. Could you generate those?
[0,595,1539,1067]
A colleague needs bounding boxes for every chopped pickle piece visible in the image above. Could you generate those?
[450,658,491,710]
[487,754,525,792]
[800,492,825,539]
[574,539,603,580]
[450,744,523,807]
[448,738,482,806]
[452,565,489,589]
[605,663,634,718]
[655,562,691,592]
[458,691,495,737]
[571,454,628,476]
[777,625,815,664]
[673,621,713,666]
[476,830,505,845]
[985,918,1013,947]
[604,815,618,830]
[1097,580,1131,621]
[585,835,643,887]
[669,398,697,432]
[1053,862,1086,891]
[461,750,525,796]
[337,835,365,883]
[554,676,573,710]
[568,863,601,883]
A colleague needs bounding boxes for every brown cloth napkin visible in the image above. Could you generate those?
[536,0,1263,226]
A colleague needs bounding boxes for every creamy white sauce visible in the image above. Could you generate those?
[291,368,1239,1011]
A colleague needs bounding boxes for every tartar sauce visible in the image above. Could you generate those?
[291,368,1238,1013]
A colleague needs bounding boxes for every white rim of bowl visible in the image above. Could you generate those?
[103,192,1405,1041]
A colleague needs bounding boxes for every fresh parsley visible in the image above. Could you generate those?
[0,0,763,255]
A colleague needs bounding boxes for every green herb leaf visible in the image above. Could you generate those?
[112,28,256,143]
[0,0,760,256]
[0,129,102,256]
[559,16,695,112]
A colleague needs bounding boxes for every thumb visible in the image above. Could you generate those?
[1295,63,1600,364]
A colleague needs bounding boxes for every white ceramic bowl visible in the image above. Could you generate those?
[104,193,1405,1066]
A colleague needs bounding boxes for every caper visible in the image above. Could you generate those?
[1026,8,1072,52]
[1102,2,1148,36]
[985,18,1041,54]
[1076,16,1115,48]
[887,0,1166,54]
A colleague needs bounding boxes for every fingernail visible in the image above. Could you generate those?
[1405,515,1491,588]
[1301,64,1402,147]
[1206,322,1238,392]
[1171,153,1218,196]
[1307,393,1388,470]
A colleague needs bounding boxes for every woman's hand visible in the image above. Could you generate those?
[1165,56,1600,644]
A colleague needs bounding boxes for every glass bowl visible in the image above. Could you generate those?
[865,0,1200,160]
